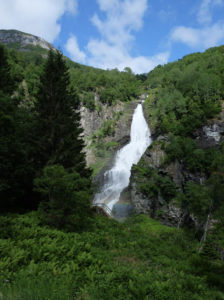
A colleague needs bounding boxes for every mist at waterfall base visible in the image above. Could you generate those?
[93,103,152,217]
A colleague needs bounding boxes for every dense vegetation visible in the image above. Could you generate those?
[137,46,224,264]
[1,213,224,300]
[4,39,142,109]
[145,46,224,135]
[0,44,92,230]
[0,37,224,299]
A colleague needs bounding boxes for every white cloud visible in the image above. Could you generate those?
[197,0,223,25]
[197,0,212,25]
[171,23,224,48]
[170,0,224,49]
[91,0,147,46]
[119,52,170,74]
[0,0,78,42]
[87,39,169,74]
[63,0,169,73]
[87,0,169,73]
[66,0,163,73]
[66,0,169,74]
[65,34,86,63]
[171,26,200,47]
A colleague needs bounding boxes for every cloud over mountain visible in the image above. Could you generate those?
[0,0,77,42]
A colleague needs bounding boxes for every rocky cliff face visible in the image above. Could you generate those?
[0,29,54,51]
[80,94,139,175]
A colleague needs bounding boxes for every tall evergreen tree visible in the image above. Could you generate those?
[35,50,92,230]
[36,49,89,175]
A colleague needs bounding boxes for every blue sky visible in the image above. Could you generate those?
[0,0,224,73]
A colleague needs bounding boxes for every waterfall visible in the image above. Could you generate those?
[93,103,152,214]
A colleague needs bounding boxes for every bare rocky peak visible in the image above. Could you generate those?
[0,29,55,51]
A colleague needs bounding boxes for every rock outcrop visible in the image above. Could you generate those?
[80,95,139,169]
[0,29,54,51]
[193,102,224,148]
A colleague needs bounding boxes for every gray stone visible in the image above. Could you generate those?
[80,98,138,167]
[0,29,54,51]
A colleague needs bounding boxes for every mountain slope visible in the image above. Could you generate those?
[0,29,54,51]
[0,30,224,299]
[0,29,143,174]
[130,45,224,263]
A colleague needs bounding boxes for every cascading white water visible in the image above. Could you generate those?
[94,103,152,213]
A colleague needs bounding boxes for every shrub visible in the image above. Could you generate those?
[34,165,92,231]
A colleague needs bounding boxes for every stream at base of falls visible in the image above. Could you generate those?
[93,103,152,219]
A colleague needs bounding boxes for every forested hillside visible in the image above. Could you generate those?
[0,29,142,110]
[145,46,224,134]
[132,45,224,268]
[141,45,224,226]
[0,31,224,299]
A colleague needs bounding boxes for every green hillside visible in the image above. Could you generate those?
[0,31,224,299]
[140,45,224,229]
[0,29,142,109]
[1,213,223,300]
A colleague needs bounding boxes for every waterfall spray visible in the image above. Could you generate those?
[94,103,151,214]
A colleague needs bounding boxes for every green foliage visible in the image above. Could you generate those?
[145,46,224,136]
[82,92,95,111]
[24,63,42,99]
[0,43,92,219]
[184,182,212,222]
[70,66,141,108]
[92,111,122,142]
[166,139,224,222]
[200,236,219,260]
[0,213,223,299]
[0,45,38,210]
[165,135,207,172]
[190,255,224,291]
[35,49,89,174]
[33,50,93,229]
[34,165,92,231]
[132,157,176,217]
[0,91,37,210]
[0,44,16,94]
[90,111,122,173]
[1,34,224,300]
[134,158,176,201]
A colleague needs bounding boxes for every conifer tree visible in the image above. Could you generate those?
[35,49,92,230]
[36,49,89,176]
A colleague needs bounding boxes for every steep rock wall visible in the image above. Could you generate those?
[80,96,139,177]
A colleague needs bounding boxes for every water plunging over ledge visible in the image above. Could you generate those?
[93,103,152,217]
